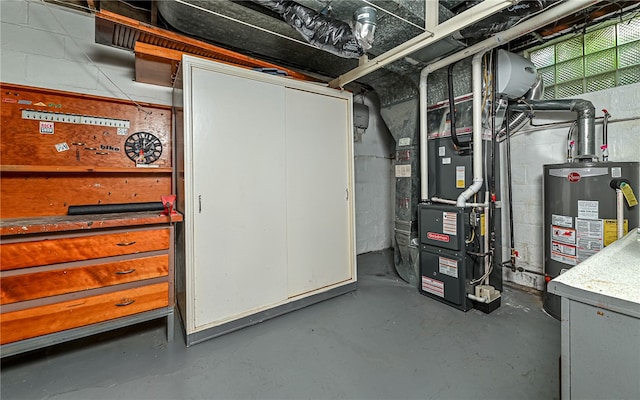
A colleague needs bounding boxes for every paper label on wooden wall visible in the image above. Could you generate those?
[39,121,54,134]
[395,164,412,177]
[54,142,70,152]
[456,166,465,188]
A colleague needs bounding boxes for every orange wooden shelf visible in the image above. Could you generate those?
[0,211,183,236]
[1,165,172,173]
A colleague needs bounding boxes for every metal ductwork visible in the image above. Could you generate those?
[509,99,597,160]
[250,0,369,58]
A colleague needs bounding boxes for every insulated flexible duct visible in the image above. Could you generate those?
[251,0,365,58]
[457,0,549,39]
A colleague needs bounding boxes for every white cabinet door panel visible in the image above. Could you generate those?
[190,68,288,327]
[285,88,353,297]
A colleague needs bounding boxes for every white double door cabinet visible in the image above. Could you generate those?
[179,56,356,341]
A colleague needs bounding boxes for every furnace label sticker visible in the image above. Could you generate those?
[395,164,412,178]
[456,166,465,188]
[438,256,458,278]
[603,219,628,246]
[551,225,576,244]
[577,200,599,220]
[421,276,444,298]
[552,214,573,228]
[551,241,577,266]
[438,146,446,156]
[576,218,603,262]
[442,212,457,235]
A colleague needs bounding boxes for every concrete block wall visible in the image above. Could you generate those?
[1,0,172,105]
[503,83,640,289]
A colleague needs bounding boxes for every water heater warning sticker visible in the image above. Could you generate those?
[551,241,577,266]
[577,200,599,220]
[552,226,576,244]
[422,277,444,298]
[576,218,603,261]
[552,214,573,228]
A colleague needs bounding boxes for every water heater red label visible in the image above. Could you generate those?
[427,232,450,242]
[567,172,581,182]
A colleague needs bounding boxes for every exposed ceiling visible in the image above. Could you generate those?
[50,0,639,90]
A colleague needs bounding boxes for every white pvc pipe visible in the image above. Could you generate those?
[617,189,624,239]
[456,51,486,207]
[484,191,490,284]
[468,293,489,303]
[431,197,485,207]
[419,68,430,201]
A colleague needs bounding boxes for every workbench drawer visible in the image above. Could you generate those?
[1,254,169,305]
[0,228,170,271]
[0,282,169,344]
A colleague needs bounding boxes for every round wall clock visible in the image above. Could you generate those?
[124,132,163,164]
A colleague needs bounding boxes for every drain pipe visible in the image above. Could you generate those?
[456,51,487,207]
[419,67,430,202]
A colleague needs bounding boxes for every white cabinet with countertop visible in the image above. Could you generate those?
[173,55,356,346]
[548,228,640,400]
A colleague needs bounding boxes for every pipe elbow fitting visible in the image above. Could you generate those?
[456,178,483,207]
[571,99,595,118]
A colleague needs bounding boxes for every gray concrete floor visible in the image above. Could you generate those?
[1,250,560,400]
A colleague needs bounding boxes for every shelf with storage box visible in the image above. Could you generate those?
[0,84,181,357]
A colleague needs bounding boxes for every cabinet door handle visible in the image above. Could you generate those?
[115,298,135,307]
[115,268,136,275]
[116,241,136,246]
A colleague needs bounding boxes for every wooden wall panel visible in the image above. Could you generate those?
[0,173,172,218]
[0,84,175,219]
[1,84,172,168]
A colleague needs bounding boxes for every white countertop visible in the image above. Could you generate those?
[548,228,640,317]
